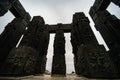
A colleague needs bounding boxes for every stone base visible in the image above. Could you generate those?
[0,46,39,76]
[35,55,47,74]
[51,54,66,76]
[75,44,119,78]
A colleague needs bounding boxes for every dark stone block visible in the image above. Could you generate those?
[52,28,66,76]
[90,10,120,73]
[71,12,119,78]
[9,0,31,22]
[76,44,118,78]
[89,0,110,19]
[19,16,50,75]
[0,18,27,67]
[52,54,66,76]
[0,46,39,76]
[35,55,47,74]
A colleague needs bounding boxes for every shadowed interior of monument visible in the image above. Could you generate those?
[0,0,120,79]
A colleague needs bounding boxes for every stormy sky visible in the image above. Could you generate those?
[0,0,120,73]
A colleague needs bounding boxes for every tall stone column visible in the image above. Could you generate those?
[0,18,27,69]
[52,25,66,76]
[71,12,98,75]
[0,16,50,76]
[89,8,120,74]
[19,16,50,75]
[20,16,50,75]
[71,12,117,78]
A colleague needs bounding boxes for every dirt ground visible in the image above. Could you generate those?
[0,74,119,80]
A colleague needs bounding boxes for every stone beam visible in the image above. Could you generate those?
[0,0,31,22]
[9,0,31,22]
[46,24,71,33]
[89,0,111,19]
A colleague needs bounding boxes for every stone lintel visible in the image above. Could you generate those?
[46,24,71,33]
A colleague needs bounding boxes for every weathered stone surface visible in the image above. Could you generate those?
[9,0,31,22]
[89,0,110,19]
[0,16,49,76]
[35,55,47,74]
[90,10,120,74]
[52,54,66,76]
[0,18,27,68]
[71,12,99,72]
[76,44,118,78]
[52,27,66,76]
[71,12,118,78]
[0,0,31,22]
[0,46,39,76]
[20,16,50,74]
[46,24,71,33]
[20,16,45,49]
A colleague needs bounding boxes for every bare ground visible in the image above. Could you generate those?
[0,74,119,80]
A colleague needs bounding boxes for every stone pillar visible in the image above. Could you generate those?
[0,18,27,68]
[34,29,50,74]
[71,12,99,75]
[19,16,50,75]
[52,25,66,76]
[89,9,120,75]
[0,16,50,76]
[71,12,117,78]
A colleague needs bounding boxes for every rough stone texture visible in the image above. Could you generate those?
[0,0,31,23]
[52,27,66,76]
[76,44,118,78]
[20,16,50,75]
[9,0,31,22]
[71,12,117,78]
[89,10,120,74]
[89,0,110,19]
[46,24,71,33]
[0,16,49,76]
[35,55,47,74]
[71,12,98,73]
[0,46,39,76]
[0,18,27,69]
[0,0,31,22]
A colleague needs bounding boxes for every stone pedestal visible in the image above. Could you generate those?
[52,54,66,76]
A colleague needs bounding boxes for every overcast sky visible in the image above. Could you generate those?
[0,0,120,73]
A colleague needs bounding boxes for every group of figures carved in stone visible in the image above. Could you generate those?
[0,0,120,78]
